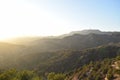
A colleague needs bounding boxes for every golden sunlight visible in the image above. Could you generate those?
[0,0,70,40]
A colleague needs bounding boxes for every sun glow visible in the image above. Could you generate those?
[0,0,70,40]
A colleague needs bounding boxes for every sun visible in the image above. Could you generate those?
[0,12,70,40]
[0,32,18,41]
[0,0,70,41]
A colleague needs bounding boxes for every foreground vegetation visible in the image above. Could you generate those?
[66,56,120,80]
[0,69,66,80]
[0,56,120,80]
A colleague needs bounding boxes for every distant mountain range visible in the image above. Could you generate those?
[11,29,120,53]
[1,29,120,54]
[7,29,118,43]
[59,29,119,38]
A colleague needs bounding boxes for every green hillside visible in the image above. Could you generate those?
[66,56,120,80]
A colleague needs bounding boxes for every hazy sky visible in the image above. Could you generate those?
[0,0,120,39]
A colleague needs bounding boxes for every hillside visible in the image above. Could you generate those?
[0,30,120,79]
[4,30,120,54]
[0,42,25,69]
[1,30,120,69]
[0,43,118,75]
[0,46,120,80]
[66,56,120,80]
[32,44,120,74]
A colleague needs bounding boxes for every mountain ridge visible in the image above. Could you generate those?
[6,29,120,44]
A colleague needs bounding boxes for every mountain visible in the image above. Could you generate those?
[59,29,114,38]
[0,30,120,71]
[18,31,120,53]
[70,29,103,35]
[69,29,115,35]
[0,30,120,80]
[6,29,112,44]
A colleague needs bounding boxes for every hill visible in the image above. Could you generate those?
[32,44,120,74]
[0,44,120,80]
[0,30,120,80]
[20,32,120,54]
[1,43,118,75]
[66,56,120,80]
[5,30,120,54]
[1,30,120,67]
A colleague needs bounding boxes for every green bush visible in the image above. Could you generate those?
[0,69,43,80]
[47,72,66,80]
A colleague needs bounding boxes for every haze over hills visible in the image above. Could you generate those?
[1,29,120,56]
[0,0,119,79]
[1,29,120,55]
[5,29,120,53]
[0,42,24,55]
[0,29,120,80]
[59,29,112,38]
[7,29,118,43]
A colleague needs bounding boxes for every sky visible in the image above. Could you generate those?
[0,0,120,40]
